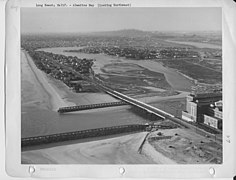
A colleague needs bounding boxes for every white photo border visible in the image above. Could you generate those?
[5,0,236,178]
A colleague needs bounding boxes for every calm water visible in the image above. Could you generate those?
[21,106,149,138]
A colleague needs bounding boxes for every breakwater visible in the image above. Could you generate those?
[22,124,148,147]
[58,101,127,113]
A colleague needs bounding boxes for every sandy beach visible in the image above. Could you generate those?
[22,49,120,108]
[22,50,74,111]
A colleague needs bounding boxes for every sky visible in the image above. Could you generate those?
[21,7,222,34]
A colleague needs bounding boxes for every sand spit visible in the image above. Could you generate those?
[22,50,75,111]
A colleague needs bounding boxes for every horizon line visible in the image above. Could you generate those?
[21,29,222,35]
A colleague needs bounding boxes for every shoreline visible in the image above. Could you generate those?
[23,50,75,111]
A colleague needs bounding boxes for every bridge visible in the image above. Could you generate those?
[104,88,173,120]
[87,82,176,121]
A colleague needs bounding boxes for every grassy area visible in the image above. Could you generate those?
[98,63,171,95]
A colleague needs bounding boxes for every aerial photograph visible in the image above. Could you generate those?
[21,7,222,164]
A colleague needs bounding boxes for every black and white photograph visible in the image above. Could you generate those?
[20,7,223,164]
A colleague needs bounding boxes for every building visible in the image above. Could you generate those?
[203,101,222,130]
[182,93,222,130]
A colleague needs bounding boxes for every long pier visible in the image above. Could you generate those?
[58,101,127,113]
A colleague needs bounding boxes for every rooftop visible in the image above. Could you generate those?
[189,92,222,99]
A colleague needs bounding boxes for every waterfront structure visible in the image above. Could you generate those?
[203,100,222,130]
[182,93,222,130]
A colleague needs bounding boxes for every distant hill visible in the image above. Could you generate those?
[87,29,154,37]
[85,29,189,39]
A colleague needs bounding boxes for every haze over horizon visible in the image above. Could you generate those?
[21,7,222,34]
